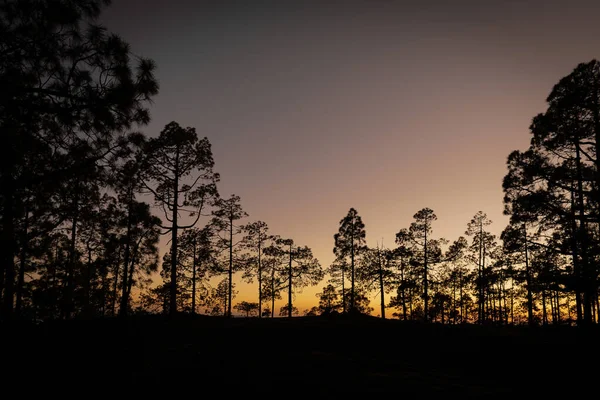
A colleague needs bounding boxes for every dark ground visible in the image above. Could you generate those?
[3,314,599,396]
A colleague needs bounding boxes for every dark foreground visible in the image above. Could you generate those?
[3,314,599,395]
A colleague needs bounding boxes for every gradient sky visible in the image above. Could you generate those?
[101,0,600,314]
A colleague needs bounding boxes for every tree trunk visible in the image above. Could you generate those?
[478,221,483,324]
[169,147,180,316]
[258,237,262,318]
[423,228,428,322]
[556,290,561,323]
[341,269,346,313]
[119,193,133,317]
[510,281,514,324]
[111,264,120,316]
[15,205,28,313]
[192,236,196,315]
[377,247,385,319]
[569,186,583,324]
[288,243,292,318]
[126,249,137,306]
[271,264,275,318]
[228,217,233,317]
[83,244,92,317]
[574,141,593,325]
[542,290,548,325]
[400,261,407,320]
[524,225,534,326]
[452,278,457,324]
[350,218,355,312]
[66,199,78,319]
[482,237,487,323]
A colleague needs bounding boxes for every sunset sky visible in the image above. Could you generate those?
[101,0,600,314]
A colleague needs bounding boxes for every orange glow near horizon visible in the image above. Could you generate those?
[102,1,600,315]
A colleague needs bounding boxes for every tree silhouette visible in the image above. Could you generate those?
[234,301,259,317]
[327,256,350,313]
[334,208,366,313]
[212,195,247,317]
[396,208,443,322]
[143,121,218,316]
[465,211,494,323]
[503,60,600,326]
[358,245,396,318]
[265,238,323,318]
[279,304,299,317]
[111,149,161,317]
[316,284,340,314]
[241,221,273,318]
[501,223,535,326]
[0,0,158,317]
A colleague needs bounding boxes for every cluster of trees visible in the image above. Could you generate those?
[503,59,600,326]
[304,60,600,326]
[0,0,324,321]
[2,1,599,327]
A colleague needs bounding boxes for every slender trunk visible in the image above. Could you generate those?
[350,218,355,312]
[400,260,407,320]
[556,290,561,323]
[15,205,28,313]
[288,243,292,318]
[423,227,428,322]
[110,248,122,316]
[83,244,92,317]
[459,271,464,322]
[126,250,136,304]
[192,237,196,315]
[524,224,534,326]
[409,286,413,319]
[574,141,593,325]
[452,277,457,324]
[341,269,346,313]
[482,237,487,323]
[101,273,107,316]
[271,262,275,318]
[170,147,180,316]
[542,290,548,325]
[478,221,483,324]
[510,280,514,324]
[258,237,262,318]
[228,217,233,317]
[119,193,133,317]
[377,247,385,319]
[503,282,509,324]
[66,199,78,319]
[497,280,503,324]
[111,263,120,316]
[569,186,583,324]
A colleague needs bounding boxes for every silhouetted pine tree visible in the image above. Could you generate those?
[211,195,247,317]
[142,121,218,316]
[334,208,366,313]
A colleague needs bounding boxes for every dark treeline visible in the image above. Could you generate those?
[1,1,599,327]
[0,0,323,322]
[319,61,600,327]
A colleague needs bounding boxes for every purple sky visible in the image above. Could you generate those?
[101,0,600,312]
